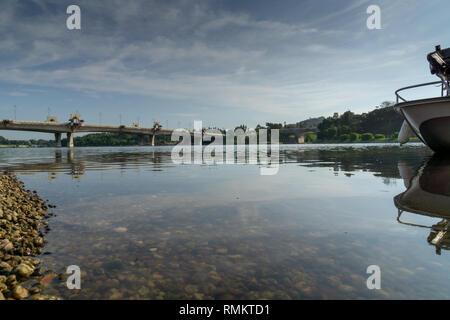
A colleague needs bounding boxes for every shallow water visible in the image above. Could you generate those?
[2,143,450,299]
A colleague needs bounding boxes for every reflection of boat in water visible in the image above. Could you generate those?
[394,156,450,254]
[394,45,450,153]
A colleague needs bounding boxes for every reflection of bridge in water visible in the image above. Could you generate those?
[1,149,173,179]
[1,149,86,179]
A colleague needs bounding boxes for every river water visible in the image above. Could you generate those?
[1,143,449,299]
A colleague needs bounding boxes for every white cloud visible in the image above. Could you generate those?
[9,91,28,97]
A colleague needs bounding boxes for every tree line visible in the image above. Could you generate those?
[316,101,403,142]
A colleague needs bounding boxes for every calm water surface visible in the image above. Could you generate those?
[1,143,449,299]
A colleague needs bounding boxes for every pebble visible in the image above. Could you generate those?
[0,262,12,274]
[0,239,13,252]
[29,294,60,300]
[14,263,35,278]
[12,285,29,300]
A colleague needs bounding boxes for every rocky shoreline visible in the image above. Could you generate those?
[0,174,59,300]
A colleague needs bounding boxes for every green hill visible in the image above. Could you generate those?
[317,102,403,141]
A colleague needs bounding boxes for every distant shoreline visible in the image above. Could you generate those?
[0,140,423,148]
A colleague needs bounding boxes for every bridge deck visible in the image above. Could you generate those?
[0,120,174,135]
[0,119,223,147]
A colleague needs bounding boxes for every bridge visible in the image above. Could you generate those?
[1,115,184,147]
[280,127,318,143]
[1,114,317,147]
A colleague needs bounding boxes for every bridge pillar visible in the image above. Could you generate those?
[67,132,74,148]
[150,134,155,147]
[138,135,145,146]
[55,133,62,148]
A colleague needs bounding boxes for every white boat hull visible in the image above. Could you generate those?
[394,97,450,153]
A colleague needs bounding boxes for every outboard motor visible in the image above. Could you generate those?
[427,45,450,83]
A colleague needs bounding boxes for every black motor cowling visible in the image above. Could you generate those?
[428,45,450,81]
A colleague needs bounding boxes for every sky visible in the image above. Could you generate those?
[0,0,449,139]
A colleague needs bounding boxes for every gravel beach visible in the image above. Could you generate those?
[0,174,58,300]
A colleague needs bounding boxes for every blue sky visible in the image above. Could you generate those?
[0,0,448,139]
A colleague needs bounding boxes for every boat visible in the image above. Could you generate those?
[394,156,450,254]
[394,45,450,153]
